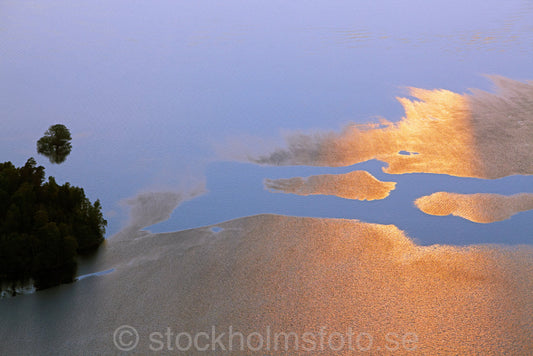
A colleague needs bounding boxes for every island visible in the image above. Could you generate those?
[0,158,107,293]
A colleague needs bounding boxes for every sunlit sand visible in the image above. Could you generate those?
[1,0,532,353]
[2,214,531,354]
[415,192,533,223]
[264,170,396,200]
[252,76,533,179]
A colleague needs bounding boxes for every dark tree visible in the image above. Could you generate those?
[37,124,72,164]
[0,158,107,291]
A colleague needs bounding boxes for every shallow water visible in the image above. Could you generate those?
[1,215,532,354]
[1,0,532,354]
[2,0,532,240]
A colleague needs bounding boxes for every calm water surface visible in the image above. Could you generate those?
[1,1,533,354]
[2,0,532,244]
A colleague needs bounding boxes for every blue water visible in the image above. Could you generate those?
[2,0,532,245]
[149,161,533,246]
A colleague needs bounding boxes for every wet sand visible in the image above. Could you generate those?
[415,192,533,223]
[264,170,396,200]
[250,77,533,179]
[0,214,531,355]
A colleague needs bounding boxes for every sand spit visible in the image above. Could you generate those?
[0,214,531,355]
[251,76,533,179]
[415,192,533,223]
[264,170,396,200]
[117,187,206,237]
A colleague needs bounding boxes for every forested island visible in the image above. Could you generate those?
[0,158,107,292]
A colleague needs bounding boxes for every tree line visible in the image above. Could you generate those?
[0,158,107,290]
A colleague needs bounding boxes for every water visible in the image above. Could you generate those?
[2,0,532,240]
[1,0,532,354]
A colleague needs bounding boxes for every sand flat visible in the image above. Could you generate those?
[264,170,396,200]
[1,214,531,354]
[415,192,533,223]
[252,77,533,179]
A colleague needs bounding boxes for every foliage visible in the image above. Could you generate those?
[36,124,72,164]
[0,158,107,290]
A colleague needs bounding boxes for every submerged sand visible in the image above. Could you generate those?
[0,214,531,355]
[264,170,396,200]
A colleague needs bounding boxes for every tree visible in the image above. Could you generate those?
[37,124,72,164]
[0,158,107,291]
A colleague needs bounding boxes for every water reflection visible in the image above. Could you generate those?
[264,170,396,200]
[415,192,533,223]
